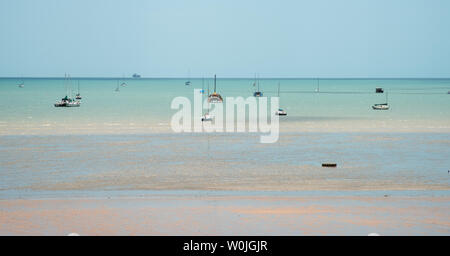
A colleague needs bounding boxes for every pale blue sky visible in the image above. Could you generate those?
[1,0,449,77]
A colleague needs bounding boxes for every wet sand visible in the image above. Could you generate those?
[1,194,449,235]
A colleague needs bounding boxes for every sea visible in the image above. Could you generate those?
[0,77,449,198]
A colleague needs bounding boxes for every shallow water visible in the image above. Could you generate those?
[0,78,449,134]
[0,133,448,198]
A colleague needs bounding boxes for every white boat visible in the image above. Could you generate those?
[54,74,81,107]
[372,92,389,110]
[202,80,214,122]
[17,77,25,88]
[201,113,214,122]
[208,75,223,103]
[275,108,287,116]
[372,103,389,110]
[315,78,320,92]
[54,96,81,107]
[75,81,82,100]
[275,82,287,116]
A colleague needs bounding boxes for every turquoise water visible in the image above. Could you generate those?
[0,78,449,134]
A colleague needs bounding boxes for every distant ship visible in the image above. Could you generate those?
[132,73,141,79]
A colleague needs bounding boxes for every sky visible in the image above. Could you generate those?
[1,0,450,78]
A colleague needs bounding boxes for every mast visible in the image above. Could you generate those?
[207,81,210,112]
[278,82,280,97]
[317,78,320,92]
[257,74,260,91]
[214,74,216,92]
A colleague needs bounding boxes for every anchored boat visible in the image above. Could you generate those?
[275,82,287,116]
[372,92,389,110]
[208,75,223,103]
[202,80,214,122]
[54,96,80,107]
[75,81,82,100]
[253,74,263,97]
[54,74,80,107]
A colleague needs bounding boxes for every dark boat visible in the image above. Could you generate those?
[376,87,384,93]
[253,74,263,97]
[208,75,223,103]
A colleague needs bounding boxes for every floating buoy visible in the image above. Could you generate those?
[322,163,337,167]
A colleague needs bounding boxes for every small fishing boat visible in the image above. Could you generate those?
[372,92,389,110]
[275,82,287,116]
[208,75,223,103]
[132,73,141,78]
[253,74,263,97]
[376,87,384,93]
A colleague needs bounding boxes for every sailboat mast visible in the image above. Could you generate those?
[214,74,216,92]
[257,74,260,91]
[207,81,210,111]
[278,82,280,97]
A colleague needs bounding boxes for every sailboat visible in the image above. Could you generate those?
[202,80,213,122]
[372,92,389,110]
[253,74,263,97]
[208,74,223,103]
[315,78,320,92]
[185,69,191,86]
[17,76,24,88]
[120,75,127,87]
[76,80,82,100]
[115,80,120,92]
[275,82,287,116]
[54,74,80,107]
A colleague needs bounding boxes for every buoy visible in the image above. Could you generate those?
[322,163,337,167]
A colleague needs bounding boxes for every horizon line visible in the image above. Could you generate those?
[1,76,450,80]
